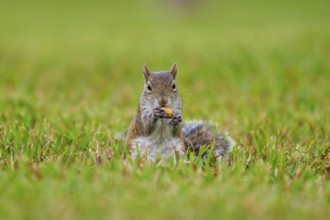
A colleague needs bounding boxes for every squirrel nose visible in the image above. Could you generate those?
[158,97,168,107]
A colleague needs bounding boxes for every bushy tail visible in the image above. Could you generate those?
[182,121,235,159]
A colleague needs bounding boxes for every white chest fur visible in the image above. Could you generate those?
[131,120,184,162]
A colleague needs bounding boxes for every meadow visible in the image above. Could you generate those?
[0,0,329,219]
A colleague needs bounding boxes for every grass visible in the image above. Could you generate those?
[0,0,330,219]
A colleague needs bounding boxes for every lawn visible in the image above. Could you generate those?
[0,0,329,219]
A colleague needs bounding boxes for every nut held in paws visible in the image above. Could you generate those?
[160,107,174,118]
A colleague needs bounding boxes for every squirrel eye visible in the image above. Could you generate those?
[146,84,152,92]
[172,83,176,91]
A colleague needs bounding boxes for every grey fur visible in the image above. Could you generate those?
[182,121,235,159]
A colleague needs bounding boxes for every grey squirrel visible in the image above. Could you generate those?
[125,64,235,162]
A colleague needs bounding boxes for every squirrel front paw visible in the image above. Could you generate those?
[153,107,169,119]
[169,114,182,126]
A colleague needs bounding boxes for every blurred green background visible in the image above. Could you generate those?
[0,0,329,219]
[1,0,329,122]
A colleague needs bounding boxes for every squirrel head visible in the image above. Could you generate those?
[140,64,181,109]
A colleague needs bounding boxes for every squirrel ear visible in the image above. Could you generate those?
[143,64,151,82]
[170,63,177,79]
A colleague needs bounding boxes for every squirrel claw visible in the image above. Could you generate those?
[170,115,182,126]
[153,107,168,118]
